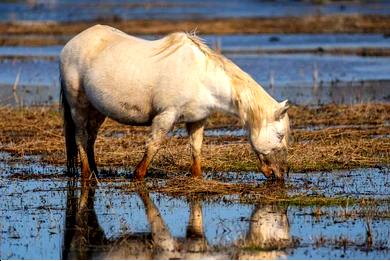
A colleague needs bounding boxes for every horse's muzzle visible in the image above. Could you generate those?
[260,164,286,180]
[257,149,288,180]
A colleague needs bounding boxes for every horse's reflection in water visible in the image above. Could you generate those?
[62,181,291,259]
[238,204,290,259]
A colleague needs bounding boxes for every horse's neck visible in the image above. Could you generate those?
[203,66,239,116]
[229,79,272,127]
[202,55,276,131]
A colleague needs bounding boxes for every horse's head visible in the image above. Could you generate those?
[250,100,290,180]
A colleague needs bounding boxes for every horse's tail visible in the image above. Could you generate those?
[60,74,78,176]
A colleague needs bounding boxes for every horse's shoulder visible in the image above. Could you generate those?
[163,32,188,42]
[155,32,190,50]
[152,32,206,62]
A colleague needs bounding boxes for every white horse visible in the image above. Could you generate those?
[60,25,290,183]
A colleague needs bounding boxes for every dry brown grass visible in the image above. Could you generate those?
[0,103,389,174]
[1,14,390,47]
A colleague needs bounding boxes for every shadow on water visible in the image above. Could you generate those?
[62,180,291,259]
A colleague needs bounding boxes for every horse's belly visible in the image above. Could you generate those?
[85,82,154,126]
[106,101,154,126]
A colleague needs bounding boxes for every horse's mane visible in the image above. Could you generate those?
[156,32,279,131]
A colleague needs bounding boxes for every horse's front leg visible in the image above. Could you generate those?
[138,189,177,251]
[186,120,206,178]
[134,109,177,180]
[185,197,207,252]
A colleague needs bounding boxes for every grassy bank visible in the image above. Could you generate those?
[1,14,390,46]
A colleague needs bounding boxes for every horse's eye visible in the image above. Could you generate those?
[277,133,284,140]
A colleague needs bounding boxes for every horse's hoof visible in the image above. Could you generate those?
[191,166,203,178]
[191,172,203,179]
[133,171,146,181]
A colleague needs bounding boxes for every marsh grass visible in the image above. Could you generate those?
[0,103,389,174]
[1,14,390,43]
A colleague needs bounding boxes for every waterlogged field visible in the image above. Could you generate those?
[1,157,390,259]
[1,1,390,259]
[0,102,389,259]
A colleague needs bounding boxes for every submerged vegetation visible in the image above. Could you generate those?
[0,103,389,173]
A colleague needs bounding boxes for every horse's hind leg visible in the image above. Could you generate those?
[186,120,206,178]
[71,106,105,211]
[61,65,105,184]
[86,109,106,175]
[134,109,177,180]
[72,105,104,186]
[72,110,92,185]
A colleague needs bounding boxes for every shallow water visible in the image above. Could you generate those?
[1,0,390,22]
[203,34,390,51]
[170,121,390,138]
[1,155,390,259]
[233,53,390,86]
[210,168,390,198]
[170,127,246,138]
[1,33,390,106]
[1,51,390,106]
[0,45,63,57]
[2,34,389,55]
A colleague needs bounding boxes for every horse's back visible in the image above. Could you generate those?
[61,24,145,65]
[60,25,168,125]
[60,26,213,125]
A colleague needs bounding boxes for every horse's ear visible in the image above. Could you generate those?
[274,100,289,120]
